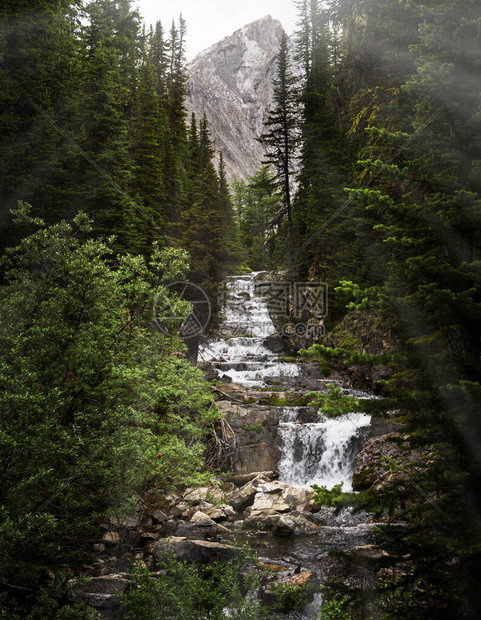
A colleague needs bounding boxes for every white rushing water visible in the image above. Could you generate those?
[201,274,371,490]
[277,407,371,491]
[199,274,301,387]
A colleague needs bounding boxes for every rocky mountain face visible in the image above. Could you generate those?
[186,15,299,181]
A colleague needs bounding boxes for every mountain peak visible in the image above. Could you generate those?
[186,17,289,180]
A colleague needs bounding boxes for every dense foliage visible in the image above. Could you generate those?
[122,551,267,620]
[287,1,481,617]
[0,0,240,284]
[0,1,240,612]
[0,205,220,614]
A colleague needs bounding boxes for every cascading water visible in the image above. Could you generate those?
[277,408,371,491]
[200,274,300,388]
[201,273,377,618]
[201,274,372,490]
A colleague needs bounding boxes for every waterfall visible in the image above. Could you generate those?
[277,408,371,492]
[199,273,300,388]
[201,273,371,491]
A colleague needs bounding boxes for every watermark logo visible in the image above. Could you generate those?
[153,282,211,340]
[217,279,328,340]
[154,279,328,341]
[254,282,328,319]
[279,320,326,340]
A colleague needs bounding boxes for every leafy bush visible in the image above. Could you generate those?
[307,383,386,418]
[0,205,218,602]
[318,592,353,619]
[311,483,346,508]
[122,551,267,619]
[270,580,314,613]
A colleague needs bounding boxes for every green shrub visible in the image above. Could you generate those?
[0,205,217,608]
[311,483,346,508]
[270,580,313,612]
[122,551,267,619]
[318,593,353,619]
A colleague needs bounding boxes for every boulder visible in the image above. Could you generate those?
[109,515,141,529]
[183,485,227,505]
[280,571,316,588]
[196,504,232,521]
[243,513,281,532]
[154,537,239,564]
[229,474,269,511]
[68,574,130,610]
[160,519,180,537]
[352,433,431,491]
[139,532,160,545]
[249,483,315,516]
[273,514,320,536]
[175,518,217,541]
[102,531,121,545]
[282,486,315,513]
[250,491,291,514]
[217,402,280,473]
[151,510,168,524]
[190,511,217,527]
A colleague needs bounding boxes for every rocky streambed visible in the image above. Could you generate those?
[69,475,381,618]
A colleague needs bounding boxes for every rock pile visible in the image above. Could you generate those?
[68,475,319,617]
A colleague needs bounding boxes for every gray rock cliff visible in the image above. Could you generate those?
[186,15,299,180]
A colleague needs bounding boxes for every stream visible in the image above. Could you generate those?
[200,273,378,618]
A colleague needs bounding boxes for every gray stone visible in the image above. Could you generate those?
[109,515,140,529]
[250,492,290,514]
[190,511,217,527]
[68,574,130,609]
[243,514,281,532]
[151,510,168,524]
[154,537,239,564]
[352,433,431,491]
[184,486,227,505]
[186,17,302,181]
[274,514,320,536]
[217,402,280,473]
[229,474,269,511]
[139,532,160,544]
[102,531,121,545]
[196,505,228,521]
[249,483,315,516]
[175,521,217,541]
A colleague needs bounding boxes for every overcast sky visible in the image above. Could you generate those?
[135,0,298,60]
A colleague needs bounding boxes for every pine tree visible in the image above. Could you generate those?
[260,30,299,265]
[79,0,141,245]
[234,165,283,270]
[0,1,82,250]
[127,42,169,254]
[161,16,189,230]
[218,152,242,270]
[291,0,353,284]
[148,21,169,99]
